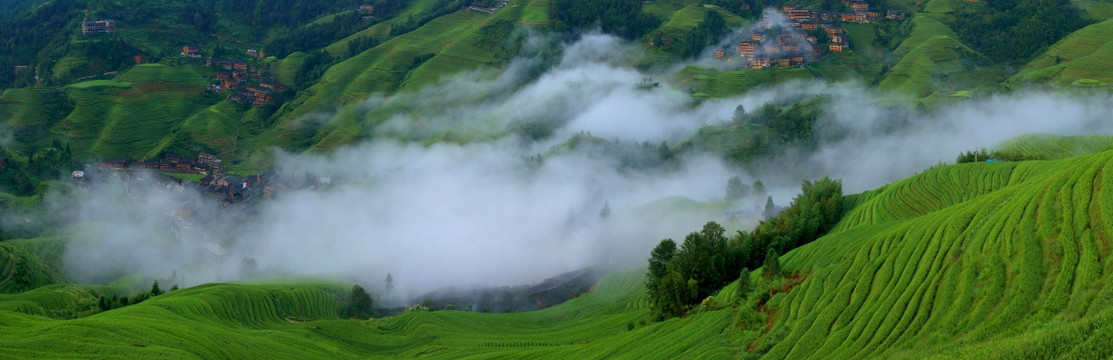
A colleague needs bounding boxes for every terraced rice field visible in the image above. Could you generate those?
[1010,19,1113,88]
[52,64,214,159]
[996,134,1113,160]
[774,150,1113,358]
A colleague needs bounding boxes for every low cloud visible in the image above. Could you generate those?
[53,30,1113,302]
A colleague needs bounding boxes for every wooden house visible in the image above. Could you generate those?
[738,40,757,57]
[182,45,201,57]
[788,9,813,22]
[752,57,770,69]
[82,20,117,35]
[98,159,127,169]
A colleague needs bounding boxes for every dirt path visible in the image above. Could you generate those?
[0,247,17,288]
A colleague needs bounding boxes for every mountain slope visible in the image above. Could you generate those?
[1008,18,1113,88]
[766,150,1113,358]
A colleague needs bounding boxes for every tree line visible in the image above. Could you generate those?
[550,0,661,39]
[645,176,843,319]
[952,0,1088,65]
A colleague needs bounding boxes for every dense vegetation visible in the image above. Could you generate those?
[551,0,660,39]
[952,0,1089,64]
[646,176,843,318]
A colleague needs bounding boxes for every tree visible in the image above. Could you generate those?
[646,239,677,290]
[764,196,776,220]
[752,180,766,198]
[150,281,163,297]
[346,285,374,318]
[385,273,394,295]
[737,268,752,298]
[599,201,611,219]
[654,271,694,318]
[732,104,747,123]
[726,176,749,201]
[763,249,782,278]
[671,222,729,299]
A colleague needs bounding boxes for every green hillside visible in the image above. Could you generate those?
[1009,19,1113,88]
[766,150,1113,358]
[878,14,993,97]
[996,134,1113,160]
[0,0,1098,165]
[0,270,740,358]
[49,64,216,159]
[0,242,61,294]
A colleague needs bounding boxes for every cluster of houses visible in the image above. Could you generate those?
[92,152,221,175]
[718,3,908,69]
[199,172,274,206]
[203,55,285,107]
[81,19,117,35]
[80,152,286,206]
[468,0,510,14]
[359,4,375,20]
[718,9,820,69]
[181,45,281,107]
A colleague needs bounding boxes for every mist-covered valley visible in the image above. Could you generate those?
[18,30,1112,305]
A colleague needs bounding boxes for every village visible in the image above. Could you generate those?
[178,45,285,108]
[78,152,297,208]
[717,1,906,69]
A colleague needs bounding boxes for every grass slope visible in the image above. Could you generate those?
[879,15,989,97]
[766,150,1113,358]
[0,242,61,294]
[996,134,1113,160]
[1009,19,1113,88]
[52,64,215,159]
[0,270,739,358]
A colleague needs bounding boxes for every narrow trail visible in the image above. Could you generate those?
[0,246,17,288]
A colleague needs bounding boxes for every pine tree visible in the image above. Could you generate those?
[150,281,163,296]
[737,268,752,298]
[764,196,776,220]
[762,249,782,278]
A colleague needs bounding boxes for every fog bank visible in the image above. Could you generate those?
[51,31,1113,301]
